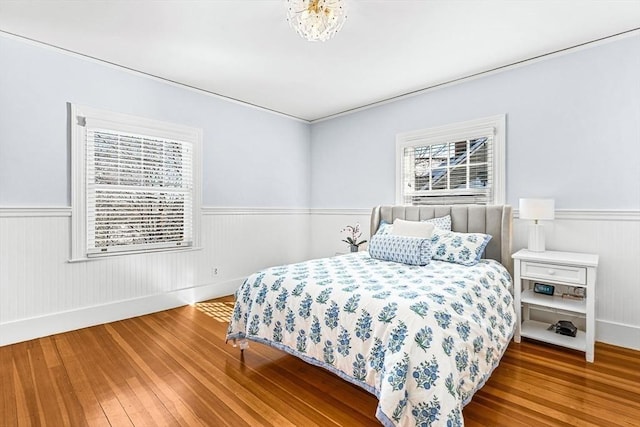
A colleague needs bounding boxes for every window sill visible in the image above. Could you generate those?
[67,246,203,263]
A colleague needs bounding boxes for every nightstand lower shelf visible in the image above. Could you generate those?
[520,320,586,352]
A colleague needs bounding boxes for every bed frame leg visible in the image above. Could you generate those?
[232,338,249,351]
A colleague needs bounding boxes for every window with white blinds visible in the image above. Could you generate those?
[396,115,505,206]
[71,105,202,260]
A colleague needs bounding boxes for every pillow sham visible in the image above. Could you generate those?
[369,234,432,266]
[428,214,452,231]
[375,214,452,236]
[391,219,435,238]
[431,229,492,266]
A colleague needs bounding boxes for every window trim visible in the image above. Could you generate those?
[70,104,202,261]
[395,114,506,205]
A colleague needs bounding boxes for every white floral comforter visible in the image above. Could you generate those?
[227,252,515,426]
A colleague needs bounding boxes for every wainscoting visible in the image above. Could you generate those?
[1,207,638,350]
[0,207,310,346]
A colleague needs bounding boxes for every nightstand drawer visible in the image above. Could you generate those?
[521,261,586,285]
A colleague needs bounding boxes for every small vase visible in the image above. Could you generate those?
[350,245,359,253]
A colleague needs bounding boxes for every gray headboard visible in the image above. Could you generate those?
[370,205,513,274]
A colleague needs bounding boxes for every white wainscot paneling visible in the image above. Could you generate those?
[199,208,311,287]
[309,209,372,259]
[310,209,640,351]
[3,207,637,351]
[0,208,310,345]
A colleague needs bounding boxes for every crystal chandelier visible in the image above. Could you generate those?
[286,0,347,42]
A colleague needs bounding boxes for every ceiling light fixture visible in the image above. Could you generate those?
[286,0,347,42]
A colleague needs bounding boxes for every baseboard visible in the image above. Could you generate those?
[596,319,640,351]
[0,278,242,347]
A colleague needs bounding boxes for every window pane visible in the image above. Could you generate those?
[469,165,488,188]
[469,137,488,164]
[452,141,467,166]
[431,168,448,190]
[414,153,430,190]
[430,143,450,168]
[450,165,468,189]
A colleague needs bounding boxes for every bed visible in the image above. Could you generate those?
[227,205,515,426]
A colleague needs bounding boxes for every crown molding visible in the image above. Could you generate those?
[0,31,310,124]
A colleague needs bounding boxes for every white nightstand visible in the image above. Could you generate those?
[512,249,599,362]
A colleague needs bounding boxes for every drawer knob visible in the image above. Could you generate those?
[547,269,555,275]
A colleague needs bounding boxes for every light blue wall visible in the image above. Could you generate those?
[0,35,311,207]
[310,35,640,210]
[2,34,639,211]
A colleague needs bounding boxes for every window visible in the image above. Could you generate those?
[396,115,505,205]
[71,104,201,260]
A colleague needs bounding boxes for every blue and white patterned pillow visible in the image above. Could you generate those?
[368,234,432,266]
[376,220,393,235]
[375,215,452,236]
[427,214,452,231]
[431,229,492,266]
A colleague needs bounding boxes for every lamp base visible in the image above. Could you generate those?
[527,224,546,252]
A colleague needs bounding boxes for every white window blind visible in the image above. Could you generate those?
[396,115,505,206]
[70,104,202,261]
[401,135,493,205]
[86,129,193,255]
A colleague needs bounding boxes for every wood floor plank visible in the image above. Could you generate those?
[130,318,301,427]
[169,307,379,425]
[185,306,380,425]
[112,317,266,426]
[52,332,111,426]
[11,343,44,425]
[93,321,207,427]
[64,329,135,427]
[464,393,558,427]
[0,337,18,425]
[37,336,87,426]
[25,341,67,427]
[465,340,640,427]
[149,305,365,426]
[80,323,163,427]
[1,296,639,426]
[491,361,640,420]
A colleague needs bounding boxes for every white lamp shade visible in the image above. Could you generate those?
[519,198,555,221]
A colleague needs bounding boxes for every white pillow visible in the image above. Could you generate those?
[391,219,435,238]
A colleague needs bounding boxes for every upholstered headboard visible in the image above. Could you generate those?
[370,205,513,273]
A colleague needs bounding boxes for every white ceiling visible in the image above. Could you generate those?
[1,1,639,122]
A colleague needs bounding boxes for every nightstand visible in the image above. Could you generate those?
[512,249,599,362]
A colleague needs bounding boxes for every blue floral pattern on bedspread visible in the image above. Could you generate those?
[226,252,515,426]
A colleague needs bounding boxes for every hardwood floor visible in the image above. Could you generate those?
[2,297,639,426]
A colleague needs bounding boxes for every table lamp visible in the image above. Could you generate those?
[519,198,555,252]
